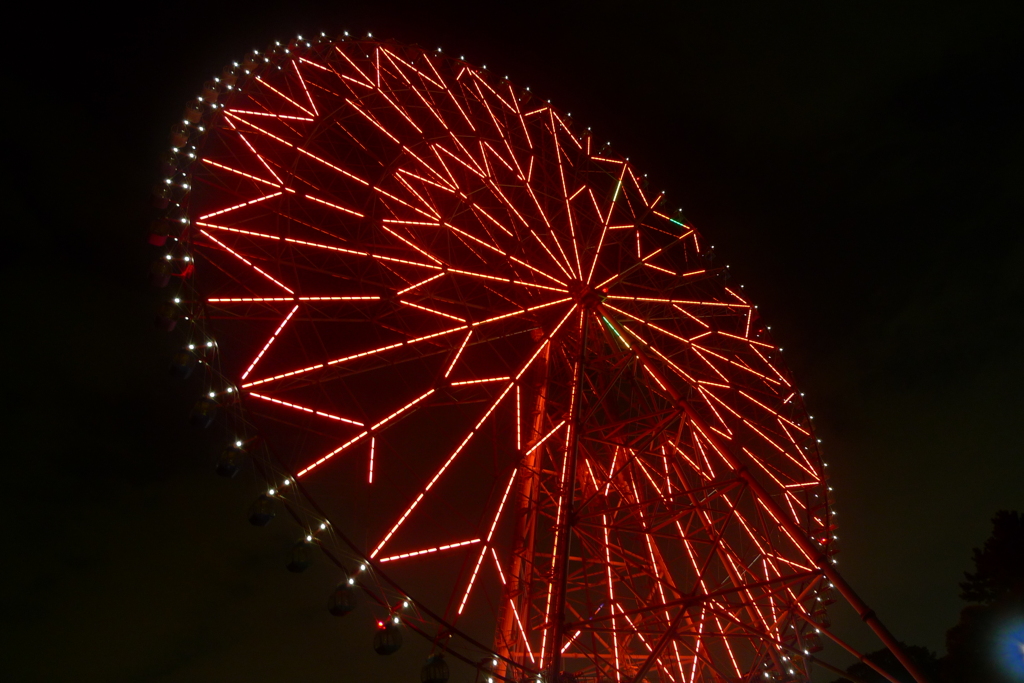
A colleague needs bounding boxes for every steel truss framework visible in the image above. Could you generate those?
[153,35,924,683]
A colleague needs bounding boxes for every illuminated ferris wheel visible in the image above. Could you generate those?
[148,34,924,683]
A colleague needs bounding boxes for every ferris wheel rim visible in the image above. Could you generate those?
[156,34,836,683]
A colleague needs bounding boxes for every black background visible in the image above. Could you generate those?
[5,1,1022,680]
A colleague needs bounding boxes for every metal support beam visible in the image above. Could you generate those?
[595,303,931,683]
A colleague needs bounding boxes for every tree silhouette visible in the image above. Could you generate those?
[958,510,1024,605]
[943,509,1023,683]
[826,644,940,683]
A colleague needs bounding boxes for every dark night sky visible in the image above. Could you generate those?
[5,2,1022,681]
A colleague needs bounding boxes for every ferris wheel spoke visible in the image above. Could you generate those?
[749,496,818,568]
[290,60,320,116]
[375,185,441,221]
[376,538,482,563]
[740,420,818,479]
[200,157,281,188]
[472,466,520,556]
[241,298,571,390]
[208,296,380,303]
[443,221,568,286]
[240,304,298,380]
[253,75,315,117]
[343,97,401,143]
[467,187,520,239]
[526,228,576,282]
[196,190,283,221]
[221,118,286,184]
[369,381,515,559]
[329,46,372,86]
[247,391,364,426]
[196,221,444,272]
[372,305,576,561]
[295,387,436,477]
[402,79,451,132]
[301,192,364,217]
[738,389,810,437]
[198,229,294,294]
[748,344,792,387]
[391,174,446,222]
[222,107,314,122]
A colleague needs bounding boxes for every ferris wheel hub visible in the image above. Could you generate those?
[567,280,604,308]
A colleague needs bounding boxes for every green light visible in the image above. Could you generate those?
[601,316,630,349]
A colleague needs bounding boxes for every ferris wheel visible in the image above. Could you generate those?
[148,34,927,683]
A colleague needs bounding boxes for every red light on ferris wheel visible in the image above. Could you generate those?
[149,33,859,683]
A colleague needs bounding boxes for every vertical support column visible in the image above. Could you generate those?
[547,311,587,682]
[496,338,550,680]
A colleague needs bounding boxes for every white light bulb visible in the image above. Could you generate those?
[235,440,242,447]
[320,523,326,529]
[306,535,312,542]
[402,600,409,608]
[268,488,275,495]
